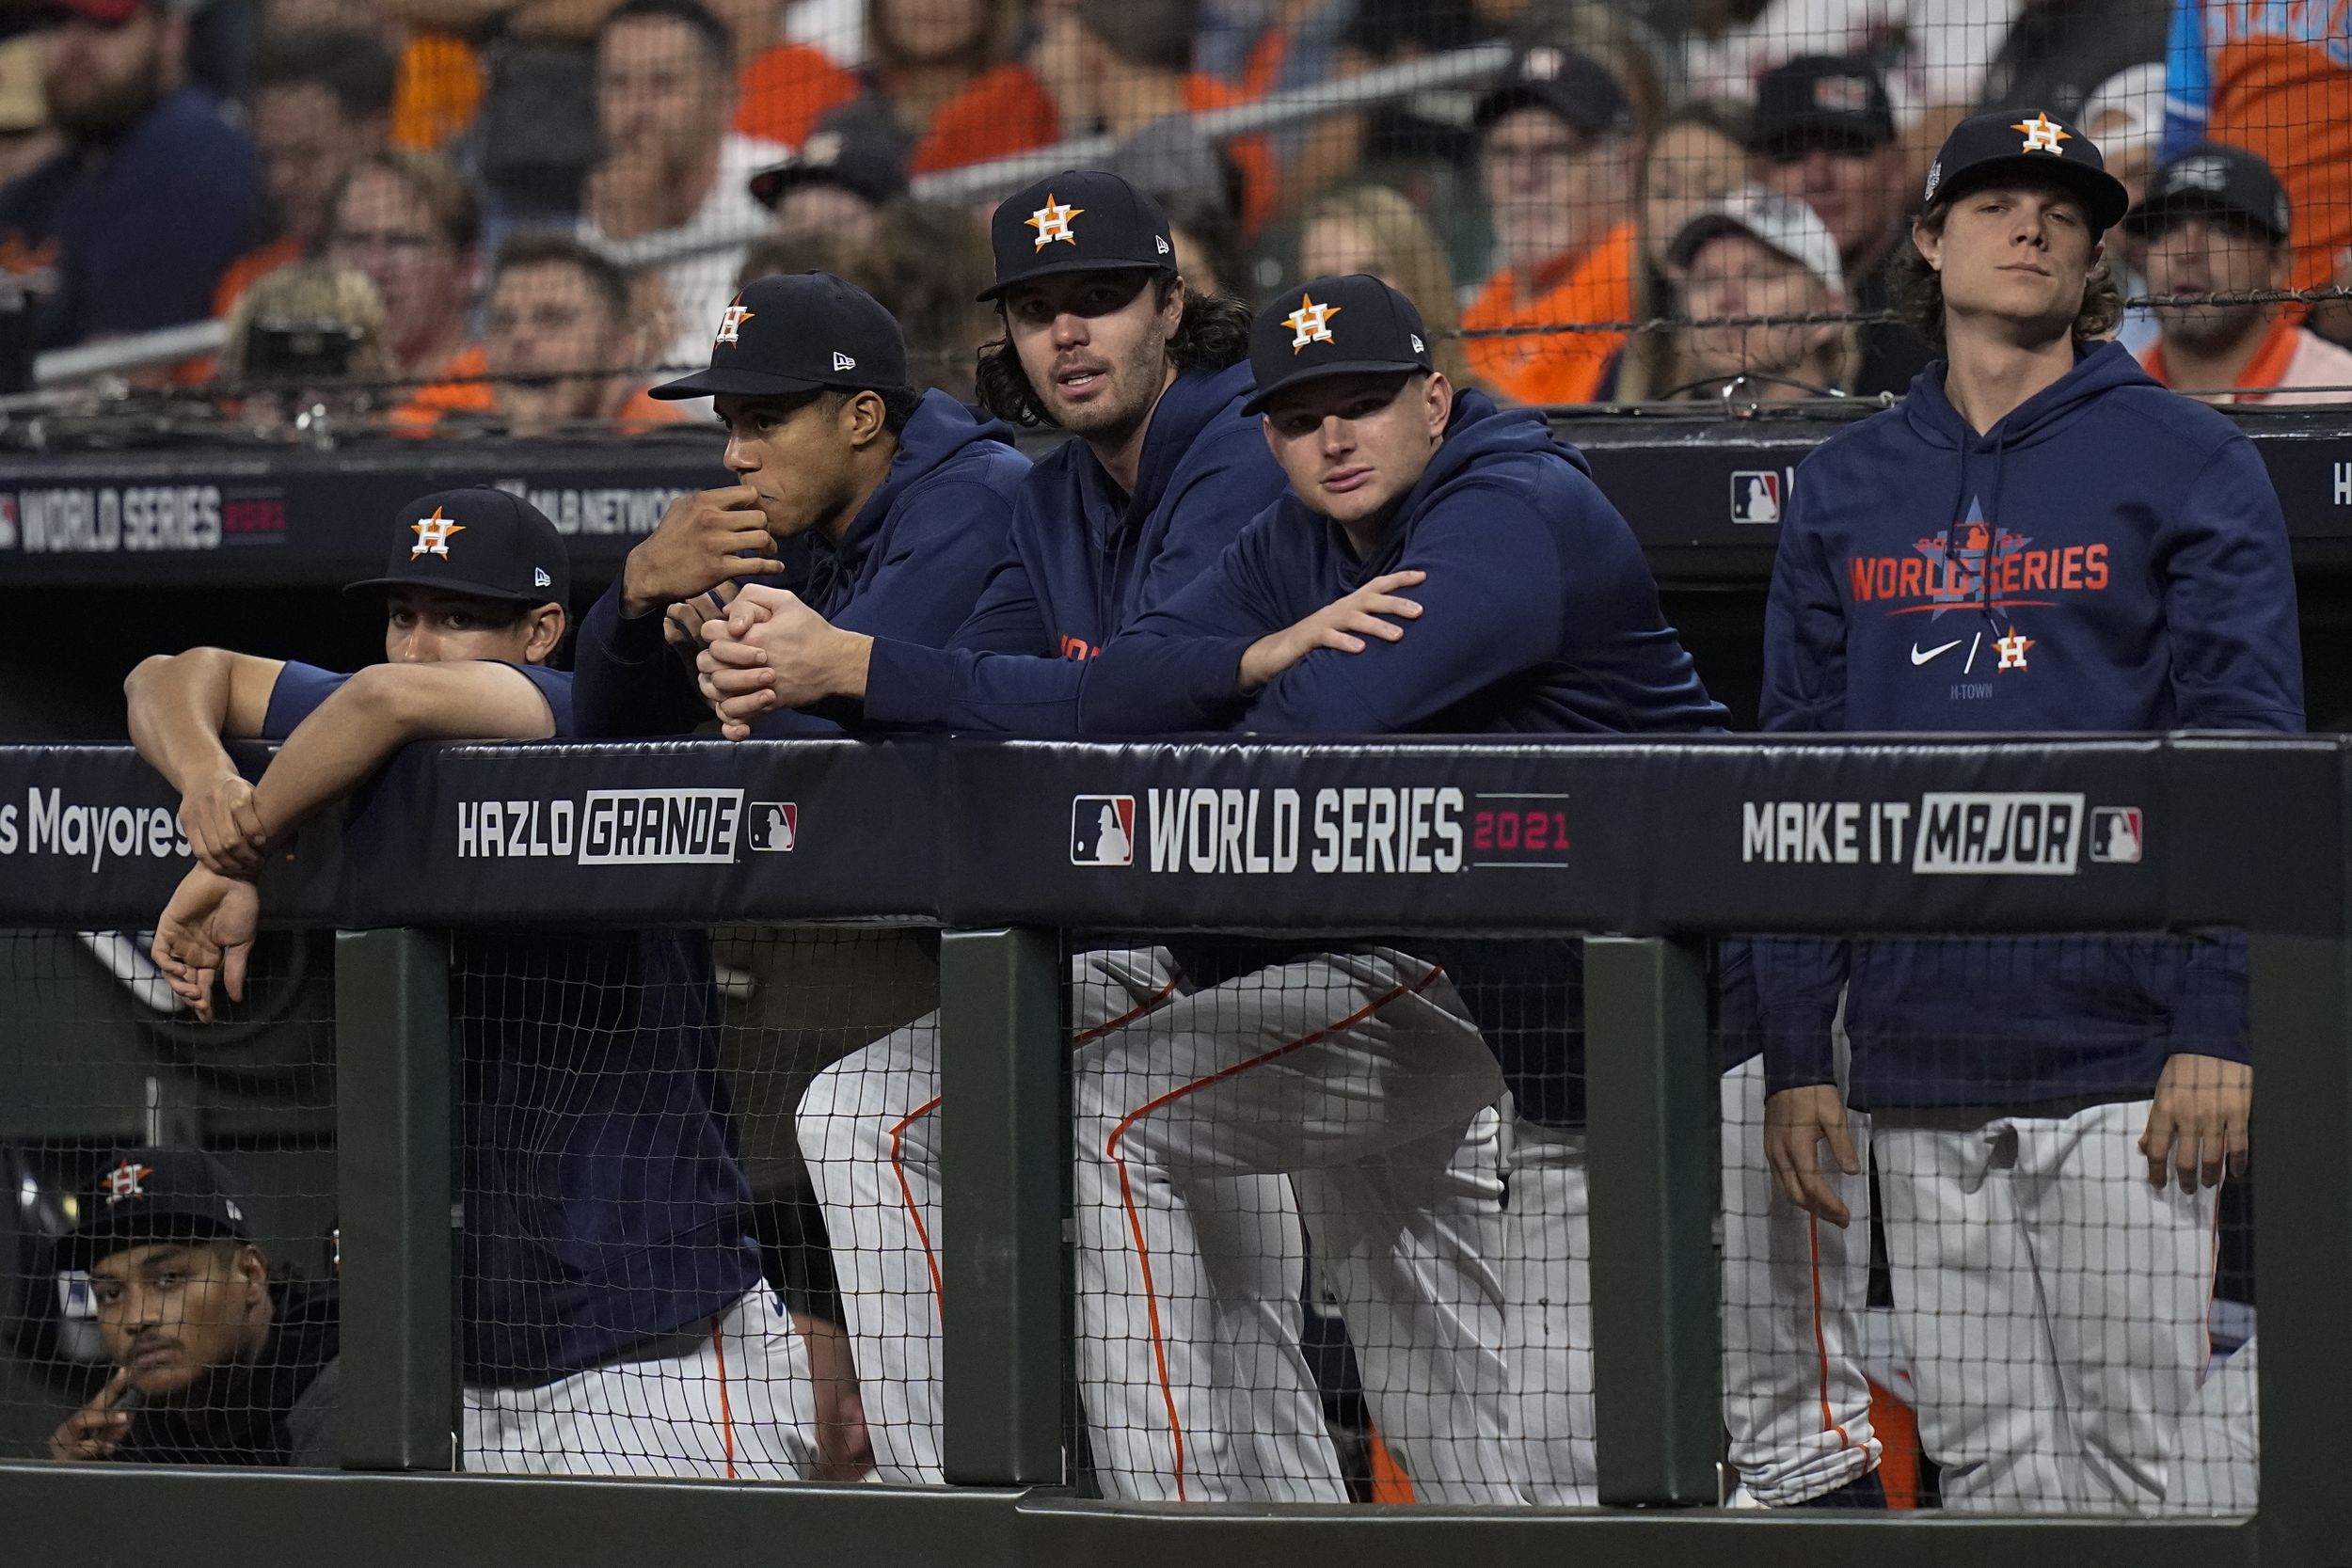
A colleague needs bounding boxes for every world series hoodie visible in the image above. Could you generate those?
[1756,341,2303,1110]
[572,389,1029,737]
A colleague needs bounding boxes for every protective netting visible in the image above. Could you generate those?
[0,927,339,1468]
[0,0,2342,426]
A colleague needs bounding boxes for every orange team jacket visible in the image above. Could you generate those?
[389,341,496,431]
[1459,219,1636,406]
[911,67,1279,235]
[392,34,484,151]
[212,234,302,319]
[2165,0,2352,296]
[734,42,863,150]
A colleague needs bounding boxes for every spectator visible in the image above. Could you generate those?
[2080,61,2167,354]
[0,35,62,189]
[215,26,397,317]
[726,0,863,148]
[1459,46,1638,405]
[1663,185,1855,399]
[1163,192,1245,301]
[2131,144,2352,404]
[46,1148,338,1467]
[867,0,1040,171]
[1972,0,2165,130]
[581,0,788,372]
[218,261,398,426]
[1684,0,2015,136]
[1607,100,1751,400]
[2162,0,2352,302]
[325,149,487,423]
[1104,111,1258,275]
[485,230,686,434]
[1297,180,1471,385]
[748,113,907,246]
[1751,55,1933,396]
[0,0,263,352]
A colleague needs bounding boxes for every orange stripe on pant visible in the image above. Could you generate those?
[1104,964,1448,1500]
[712,1312,738,1480]
[888,974,1184,1325]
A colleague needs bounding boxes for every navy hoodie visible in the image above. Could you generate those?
[573,390,1029,737]
[1079,391,1726,1129]
[1756,342,2303,1111]
[267,661,761,1385]
[858,363,1288,734]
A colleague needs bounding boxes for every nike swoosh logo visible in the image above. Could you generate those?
[1911,639,1963,666]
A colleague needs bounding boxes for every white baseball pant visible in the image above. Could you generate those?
[1071,947,1518,1505]
[461,1289,818,1478]
[1875,1099,2220,1512]
[1721,1054,1880,1505]
[2168,1333,2257,1514]
[1496,1112,1594,1504]
[798,949,1338,1496]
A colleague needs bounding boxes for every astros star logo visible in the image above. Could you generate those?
[1995,626,2034,670]
[1026,194,1084,251]
[103,1161,151,1204]
[409,506,465,559]
[2013,113,2070,154]
[1284,293,1342,353]
[714,301,755,347]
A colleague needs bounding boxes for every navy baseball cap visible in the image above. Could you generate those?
[1244,274,1435,415]
[1752,55,1896,152]
[1473,46,1630,138]
[978,169,1177,302]
[1922,108,2132,233]
[344,485,570,608]
[65,1148,252,1270]
[748,123,909,211]
[652,271,911,400]
[2122,142,2291,242]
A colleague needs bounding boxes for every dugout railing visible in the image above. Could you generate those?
[0,733,2340,1568]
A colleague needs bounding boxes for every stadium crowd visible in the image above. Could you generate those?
[1,0,2349,418]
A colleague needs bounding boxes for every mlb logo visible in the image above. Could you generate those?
[747,800,798,852]
[1072,795,1136,866]
[1730,470,1783,524]
[2090,806,2143,863]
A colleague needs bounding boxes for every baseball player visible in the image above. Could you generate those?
[1074,274,1726,1505]
[695,169,1305,1494]
[573,270,1028,737]
[48,1147,339,1467]
[1758,111,2301,1510]
[128,488,833,1479]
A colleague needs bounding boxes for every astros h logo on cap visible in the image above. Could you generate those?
[410,506,465,560]
[102,1160,152,1205]
[1027,194,1084,251]
[2013,113,2071,154]
[1285,293,1342,354]
[715,296,756,348]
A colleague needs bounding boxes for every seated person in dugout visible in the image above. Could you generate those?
[125,487,866,1480]
[48,1147,337,1466]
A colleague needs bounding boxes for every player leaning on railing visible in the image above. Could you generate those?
[1756,110,2303,1513]
[122,489,860,1481]
[687,169,1301,1495]
[1067,273,1726,1506]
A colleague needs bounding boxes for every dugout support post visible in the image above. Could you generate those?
[332,927,456,1471]
[2249,933,2352,1567]
[1584,934,1720,1507]
[939,927,1070,1486]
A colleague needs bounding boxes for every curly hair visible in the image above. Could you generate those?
[974,277,1253,428]
[1891,207,2125,353]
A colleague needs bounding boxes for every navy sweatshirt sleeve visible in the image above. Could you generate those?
[1074,511,1290,735]
[572,578,703,738]
[1245,488,1567,734]
[2160,435,2304,732]
[1756,467,1851,1095]
[863,436,1276,735]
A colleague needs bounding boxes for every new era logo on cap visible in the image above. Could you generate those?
[832,351,856,372]
[532,567,552,588]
